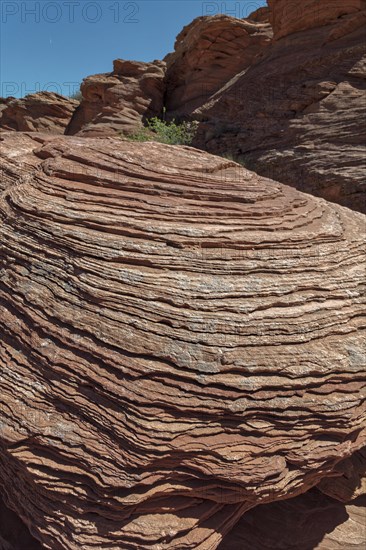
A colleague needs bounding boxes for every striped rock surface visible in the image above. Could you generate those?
[0,132,365,549]
[268,0,365,40]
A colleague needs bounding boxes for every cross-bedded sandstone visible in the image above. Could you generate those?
[0,132,365,548]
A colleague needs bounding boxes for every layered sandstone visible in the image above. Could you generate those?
[195,1,366,212]
[0,92,78,133]
[66,59,166,137]
[164,13,272,117]
[0,132,365,549]
[1,3,365,214]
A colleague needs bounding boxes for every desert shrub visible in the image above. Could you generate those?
[70,91,82,101]
[218,151,255,170]
[128,117,198,146]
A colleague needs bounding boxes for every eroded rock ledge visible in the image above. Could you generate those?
[0,92,78,134]
[66,59,166,137]
[0,132,365,549]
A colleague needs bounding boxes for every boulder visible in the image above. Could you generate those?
[66,59,166,137]
[164,13,272,117]
[0,92,78,133]
[0,131,365,549]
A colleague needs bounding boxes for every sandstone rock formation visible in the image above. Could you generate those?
[0,131,365,549]
[65,12,272,136]
[164,13,272,117]
[66,59,166,137]
[268,0,365,39]
[194,0,366,212]
[1,3,365,214]
[0,92,78,133]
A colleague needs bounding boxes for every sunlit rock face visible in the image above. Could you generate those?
[0,131,365,549]
[164,12,272,117]
[66,59,166,137]
[3,2,365,214]
[268,0,365,39]
[0,92,78,134]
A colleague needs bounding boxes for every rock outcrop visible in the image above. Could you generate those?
[65,12,272,135]
[0,131,365,549]
[66,59,166,137]
[0,92,78,133]
[1,3,365,213]
[195,0,366,213]
[164,13,272,117]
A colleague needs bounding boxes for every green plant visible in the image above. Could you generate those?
[219,152,236,162]
[128,117,198,146]
[70,90,82,101]
[218,151,254,170]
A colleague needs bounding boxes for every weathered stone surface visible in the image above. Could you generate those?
[268,0,366,40]
[0,92,78,134]
[0,132,54,192]
[0,132,365,548]
[218,489,366,549]
[164,14,272,117]
[195,1,366,213]
[66,59,166,137]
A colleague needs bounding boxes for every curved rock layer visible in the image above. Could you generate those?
[164,13,272,116]
[195,2,366,213]
[66,59,166,137]
[0,132,365,549]
[218,489,366,549]
[0,92,78,134]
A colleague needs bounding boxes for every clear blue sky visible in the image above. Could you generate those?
[1,0,266,98]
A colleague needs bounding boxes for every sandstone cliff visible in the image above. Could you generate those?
[195,0,366,212]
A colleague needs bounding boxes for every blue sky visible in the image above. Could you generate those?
[1,1,266,98]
